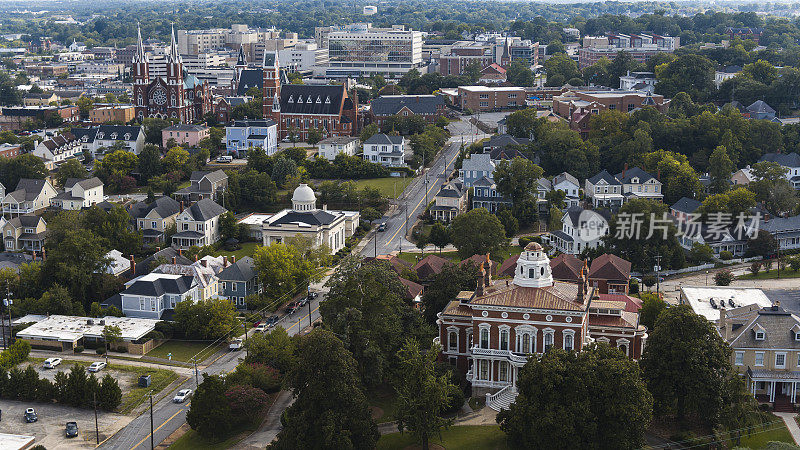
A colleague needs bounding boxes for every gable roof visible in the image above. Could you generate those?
[553,172,579,187]
[218,256,257,282]
[485,134,529,150]
[748,100,776,115]
[190,170,227,184]
[9,179,51,201]
[399,277,424,300]
[280,84,349,115]
[614,166,656,184]
[671,197,702,214]
[498,254,520,277]
[729,306,800,350]
[370,95,443,116]
[124,274,196,297]
[65,177,103,190]
[128,196,181,220]
[550,253,584,282]
[587,169,620,185]
[413,254,451,279]
[364,133,404,146]
[363,255,412,275]
[760,152,800,168]
[182,198,227,222]
[588,253,631,281]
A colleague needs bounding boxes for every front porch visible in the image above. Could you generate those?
[748,368,800,412]
[172,231,206,250]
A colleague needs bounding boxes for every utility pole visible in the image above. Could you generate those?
[402,200,409,254]
[149,392,154,450]
[192,358,199,387]
[93,391,99,445]
[308,297,312,329]
[374,231,378,257]
[655,254,662,295]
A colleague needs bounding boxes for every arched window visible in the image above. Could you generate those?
[500,329,509,351]
[171,94,176,107]
[564,333,574,351]
[448,331,457,351]
[522,334,531,354]
[480,328,489,349]
[544,332,554,352]
[137,94,143,106]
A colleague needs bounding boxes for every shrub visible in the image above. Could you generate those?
[719,251,733,260]
[96,348,106,355]
[791,257,800,272]
[74,346,84,353]
[714,269,734,286]
[225,384,270,421]
[749,262,761,276]
[0,340,31,369]
[442,385,465,414]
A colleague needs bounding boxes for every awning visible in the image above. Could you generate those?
[748,367,800,381]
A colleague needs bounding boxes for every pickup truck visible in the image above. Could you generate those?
[229,338,243,351]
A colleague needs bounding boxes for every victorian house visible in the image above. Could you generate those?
[437,244,646,411]
[132,24,211,123]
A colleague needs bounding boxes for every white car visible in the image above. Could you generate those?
[254,323,267,333]
[42,358,62,369]
[87,362,107,373]
[173,389,192,403]
[228,338,243,351]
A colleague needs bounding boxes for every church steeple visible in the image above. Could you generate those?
[167,23,180,64]
[133,22,148,64]
[236,44,246,66]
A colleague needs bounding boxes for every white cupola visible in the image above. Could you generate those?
[513,242,553,288]
[292,184,317,212]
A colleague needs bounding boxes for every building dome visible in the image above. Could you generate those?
[513,243,553,288]
[524,241,543,252]
[292,184,317,212]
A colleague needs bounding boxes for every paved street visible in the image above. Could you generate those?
[361,117,490,257]
[99,291,325,450]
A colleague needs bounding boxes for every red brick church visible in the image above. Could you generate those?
[132,24,211,124]
[437,243,647,410]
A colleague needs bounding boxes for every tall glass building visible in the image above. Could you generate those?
[322,23,423,78]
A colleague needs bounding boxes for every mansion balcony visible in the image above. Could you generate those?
[2,203,35,216]
[470,346,532,365]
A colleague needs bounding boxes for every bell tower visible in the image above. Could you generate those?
[262,52,281,119]
[132,22,150,121]
[513,242,554,288]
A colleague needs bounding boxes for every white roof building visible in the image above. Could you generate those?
[16,315,159,343]
[680,286,774,322]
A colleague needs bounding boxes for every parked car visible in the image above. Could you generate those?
[265,315,279,328]
[297,297,308,307]
[42,358,62,369]
[173,389,192,403]
[308,291,319,299]
[65,421,78,438]
[24,408,37,423]
[377,222,386,232]
[87,362,107,373]
[228,338,243,351]
[254,323,267,333]
[216,155,233,163]
[285,301,300,314]
[138,374,151,388]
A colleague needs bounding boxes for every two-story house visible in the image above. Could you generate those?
[760,153,800,189]
[174,170,228,203]
[317,136,360,161]
[172,198,227,249]
[669,197,702,223]
[119,272,200,320]
[51,177,104,210]
[615,166,663,202]
[1,179,58,217]
[472,176,512,213]
[723,304,800,411]
[161,124,210,149]
[71,125,145,158]
[588,253,631,295]
[218,256,262,309]
[548,206,609,255]
[552,172,581,207]
[152,257,223,301]
[430,180,468,223]
[363,134,405,167]
[128,196,182,244]
[585,170,623,209]
[32,132,83,170]
[225,119,278,156]
[459,153,496,188]
[2,214,47,252]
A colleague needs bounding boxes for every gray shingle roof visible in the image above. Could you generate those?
[761,214,800,233]
[554,172,579,187]
[190,170,227,184]
[128,196,181,220]
[124,274,196,297]
[730,306,800,350]
[183,198,227,222]
[65,177,103,190]
[614,166,656,184]
[218,256,257,282]
[760,152,800,168]
[364,133,404,146]
[671,197,702,214]
[587,170,620,185]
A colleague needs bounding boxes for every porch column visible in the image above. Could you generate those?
[490,360,494,384]
[771,381,776,402]
[793,382,797,403]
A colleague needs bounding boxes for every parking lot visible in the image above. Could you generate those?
[21,360,139,394]
[0,399,125,448]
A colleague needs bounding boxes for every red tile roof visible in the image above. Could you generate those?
[550,254,584,282]
[413,254,452,279]
[588,253,631,281]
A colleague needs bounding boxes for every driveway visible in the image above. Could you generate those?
[0,399,126,448]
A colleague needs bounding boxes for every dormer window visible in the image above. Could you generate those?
[124,133,131,140]
[316,96,321,103]
[110,133,117,140]
[297,95,303,103]
[325,96,330,104]
[306,96,312,104]
[755,331,765,340]
[97,132,104,139]
[288,95,294,103]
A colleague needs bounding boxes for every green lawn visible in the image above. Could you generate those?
[117,365,179,414]
[737,268,800,280]
[211,241,260,261]
[146,340,224,363]
[169,428,250,450]
[378,425,508,450]
[351,177,414,198]
[737,419,795,448]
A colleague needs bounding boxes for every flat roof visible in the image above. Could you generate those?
[459,86,525,92]
[681,286,773,322]
[0,433,35,450]
[238,213,273,226]
[16,315,159,342]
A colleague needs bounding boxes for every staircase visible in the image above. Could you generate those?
[486,386,519,412]
[774,396,795,413]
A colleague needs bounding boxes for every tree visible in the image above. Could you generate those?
[226,384,271,422]
[654,54,715,101]
[422,262,478,324]
[707,146,735,194]
[450,208,507,259]
[173,298,239,340]
[714,269,734,286]
[544,53,581,87]
[322,257,431,387]
[505,109,546,139]
[162,147,190,175]
[226,363,282,394]
[698,187,756,219]
[272,329,379,450]
[497,344,652,449]
[394,339,455,450]
[0,154,48,189]
[137,144,162,182]
[360,123,380,143]
[253,242,321,303]
[747,229,777,258]
[102,324,122,354]
[638,292,667,331]
[186,374,233,439]
[271,156,297,187]
[689,242,714,264]
[640,305,738,425]
[428,222,451,252]
[493,158,544,206]
[219,211,238,242]
[98,374,122,411]
[741,59,778,85]
[497,209,519,237]
[360,207,381,224]
[55,159,89,188]
[306,128,323,145]
[243,326,297,373]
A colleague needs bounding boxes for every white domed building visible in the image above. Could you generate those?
[261,184,360,254]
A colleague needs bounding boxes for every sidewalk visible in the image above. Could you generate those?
[232,390,294,449]
[29,349,194,377]
[774,412,800,445]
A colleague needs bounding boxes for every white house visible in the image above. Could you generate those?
[317,136,359,161]
[1,179,58,217]
[552,172,580,207]
[32,132,83,170]
[225,119,278,156]
[119,273,200,320]
[71,125,145,157]
[363,133,405,167]
[172,198,227,249]
[548,206,609,255]
[584,170,623,209]
[760,153,800,189]
[51,177,104,210]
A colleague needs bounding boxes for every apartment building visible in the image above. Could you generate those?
[321,23,424,78]
[455,86,526,112]
[578,33,678,69]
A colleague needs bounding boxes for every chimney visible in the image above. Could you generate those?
[178,248,183,257]
[201,259,207,267]
[195,254,198,262]
[130,254,135,275]
[172,257,177,264]
[656,169,660,181]
[224,256,229,267]
[720,306,731,341]
[622,163,628,180]
[483,253,492,287]
[232,255,236,263]
[180,202,184,213]
[476,264,485,297]
[323,204,327,211]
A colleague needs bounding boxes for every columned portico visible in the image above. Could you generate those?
[748,368,800,411]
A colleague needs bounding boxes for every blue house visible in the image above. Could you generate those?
[218,256,262,309]
[225,119,278,156]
